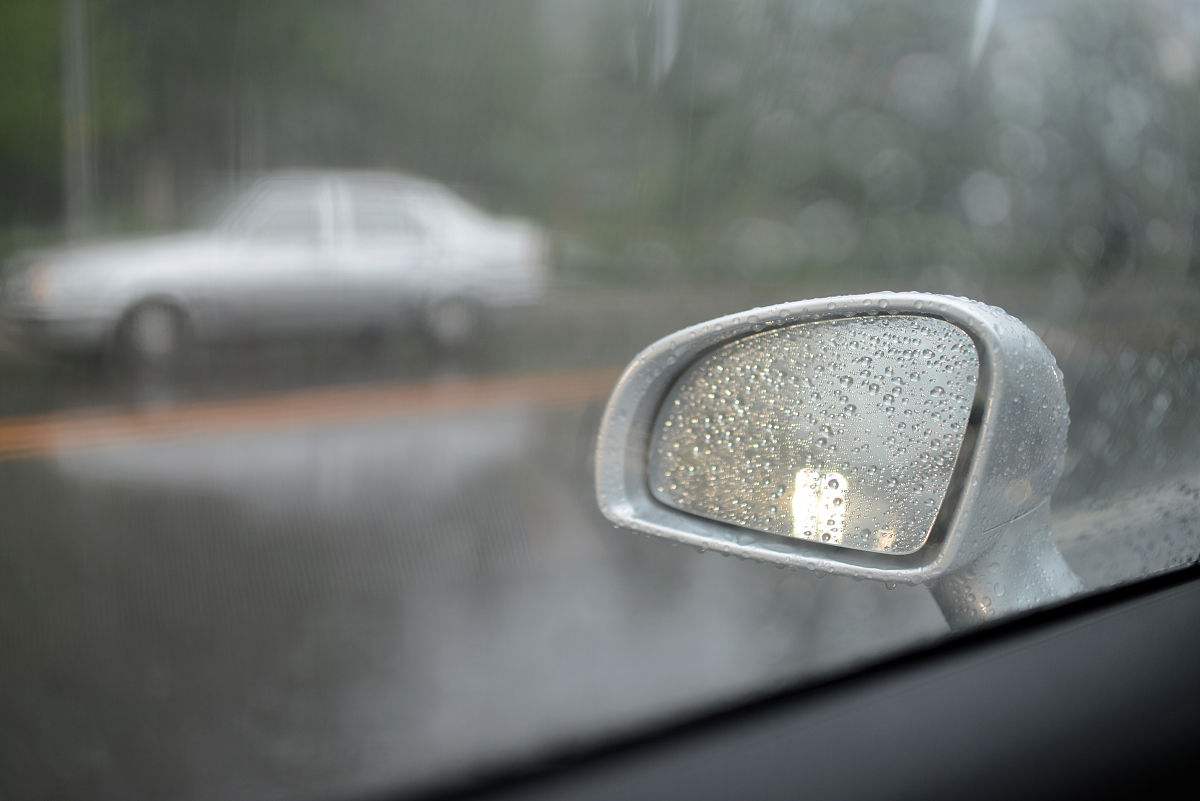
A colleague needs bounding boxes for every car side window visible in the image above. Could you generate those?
[349,186,426,243]
[239,189,323,245]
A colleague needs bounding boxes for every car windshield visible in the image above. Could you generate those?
[1,1,1198,799]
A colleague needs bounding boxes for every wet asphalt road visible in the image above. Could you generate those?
[1,281,1199,801]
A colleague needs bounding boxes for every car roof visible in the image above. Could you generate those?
[251,169,457,199]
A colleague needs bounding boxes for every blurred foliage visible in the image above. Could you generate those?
[2,0,1200,284]
[0,1,61,226]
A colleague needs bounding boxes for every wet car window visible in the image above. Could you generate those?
[226,185,324,244]
[1,1,1199,799]
[349,185,425,240]
[245,200,320,243]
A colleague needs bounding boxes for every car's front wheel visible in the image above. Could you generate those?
[113,300,191,369]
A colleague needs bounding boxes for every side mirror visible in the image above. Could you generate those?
[595,293,1081,628]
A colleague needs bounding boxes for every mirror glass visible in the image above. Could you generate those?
[649,315,979,555]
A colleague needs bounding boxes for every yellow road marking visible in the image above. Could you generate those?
[0,367,620,460]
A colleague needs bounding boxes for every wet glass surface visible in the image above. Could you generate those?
[1,1,1200,799]
[650,316,978,554]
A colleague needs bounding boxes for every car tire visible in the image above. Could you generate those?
[423,297,482,352]
[113,300,191,369]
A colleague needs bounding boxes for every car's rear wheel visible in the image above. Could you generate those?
[113,300,191,369]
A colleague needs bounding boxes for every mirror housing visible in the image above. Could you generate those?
[595,293,1081,627]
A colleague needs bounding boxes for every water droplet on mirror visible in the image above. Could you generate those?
[647,315,977,556]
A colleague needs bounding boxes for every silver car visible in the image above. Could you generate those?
[0,171,548,361]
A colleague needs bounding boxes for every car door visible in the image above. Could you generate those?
[213,178,341,338]
[332,180,434,329]
[444,567,1200,801]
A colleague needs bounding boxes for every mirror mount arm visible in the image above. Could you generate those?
[928,503,1082,629]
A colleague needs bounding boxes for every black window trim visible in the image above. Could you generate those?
[388,563,1200,801]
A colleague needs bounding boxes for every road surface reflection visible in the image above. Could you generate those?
[0,393,944,801]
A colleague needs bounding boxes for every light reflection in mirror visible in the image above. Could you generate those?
[790,467,847,545]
